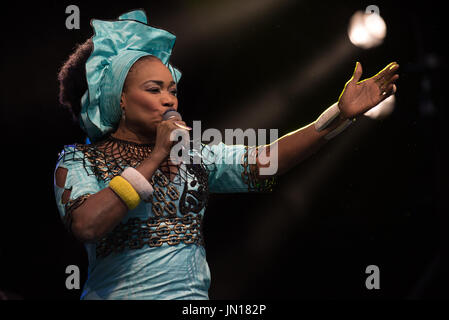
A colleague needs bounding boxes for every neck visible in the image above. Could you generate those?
[111,122,156,146]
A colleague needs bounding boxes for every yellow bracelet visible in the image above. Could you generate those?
[109,176,141,210]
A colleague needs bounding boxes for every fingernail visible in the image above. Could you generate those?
[390,63,399,70]
[175,122,192,130]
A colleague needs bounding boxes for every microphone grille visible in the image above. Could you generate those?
[162,110,182,121]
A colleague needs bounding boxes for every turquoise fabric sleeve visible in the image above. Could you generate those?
[54,145,102,220]
[201,142,255,193]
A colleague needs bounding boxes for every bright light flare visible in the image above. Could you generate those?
[348,11,387,49]
[364,95,395,119]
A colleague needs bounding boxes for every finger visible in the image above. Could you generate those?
[386,63,400,78]
[373,62,395,83]
[379,83,396,101]
[383,61,398,71]
[380,62,400,79]
[174,121,192,130]
[352,61,363,83]
[173,120,191,129]
[385,61,397,70]
[176,120,187,126]
[389,62,400,71]
[375,66,399,92]
[384,74,399,87]
[172,127,191,151]
[166,117,182,123]
[377,74,399,92]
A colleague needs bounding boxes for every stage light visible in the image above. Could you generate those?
[364,95,395,119]
[348,9,387,49]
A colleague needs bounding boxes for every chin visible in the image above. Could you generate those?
[144,124,158,135]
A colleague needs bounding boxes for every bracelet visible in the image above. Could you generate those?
[324,119,353,140]
[315,102,354,139]
[314,102,340,131]
[120,167,154,202]
[109,176,141,210]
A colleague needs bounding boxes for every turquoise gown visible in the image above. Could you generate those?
[54,138,274,300]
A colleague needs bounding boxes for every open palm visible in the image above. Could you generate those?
[338,62,399,119]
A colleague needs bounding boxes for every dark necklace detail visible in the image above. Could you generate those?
[60,135,211,256]
[60,135,210,213]
[71,135,154,183]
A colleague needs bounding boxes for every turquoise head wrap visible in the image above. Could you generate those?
[80,9,181,142]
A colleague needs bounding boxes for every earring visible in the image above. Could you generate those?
[121,108,126,120]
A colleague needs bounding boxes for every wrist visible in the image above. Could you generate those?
[314,102,341,132]
[136,151,166,180]
[336,102,352,121]
[151,149,169,162]
[315,102,354,140]
[323,115,347,133]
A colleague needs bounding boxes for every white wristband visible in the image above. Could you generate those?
[315,102,354,139]
[121,167,154,202]
[324,119,353,140]
[314,102,341,131]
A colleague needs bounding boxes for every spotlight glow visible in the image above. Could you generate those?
[348,11,387,49]
[364,95,395,119]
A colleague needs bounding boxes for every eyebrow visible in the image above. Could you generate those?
[142,80,176,87]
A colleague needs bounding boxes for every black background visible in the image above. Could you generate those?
[0,0,447,299]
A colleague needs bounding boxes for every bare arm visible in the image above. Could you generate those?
[256,61,400,178]
[56,151,166,243]
[270,115,347,176]
[55,118,188,243]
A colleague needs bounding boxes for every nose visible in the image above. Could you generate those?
[161,92,176,108]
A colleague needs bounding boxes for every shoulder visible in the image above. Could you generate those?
[56,143,100,173]
[57,143,88,163]
[55,143,101,182]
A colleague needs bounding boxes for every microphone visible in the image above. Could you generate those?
[162,109,202,163]
[162,109,182,121]
[163,110,191,131]
[162,110,194,163]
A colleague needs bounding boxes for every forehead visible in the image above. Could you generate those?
[127,57,174,84]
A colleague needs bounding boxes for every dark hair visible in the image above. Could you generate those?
[58,39,161,122]
[57,37,93,121]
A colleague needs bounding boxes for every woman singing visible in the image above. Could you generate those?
[54,9,399,299]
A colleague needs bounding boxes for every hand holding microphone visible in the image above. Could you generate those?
[152,110,191,162]
[162,110,192,141]
[163,110,192,131]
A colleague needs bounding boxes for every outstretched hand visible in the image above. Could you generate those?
[338,61,399,119]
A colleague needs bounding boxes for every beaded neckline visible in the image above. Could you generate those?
[108,135,155,149]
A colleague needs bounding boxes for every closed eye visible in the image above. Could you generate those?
[145,87,177,96]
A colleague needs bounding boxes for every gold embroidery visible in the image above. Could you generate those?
[241,146,276,192]
[95,214,204,258]
[59,136,210,255]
